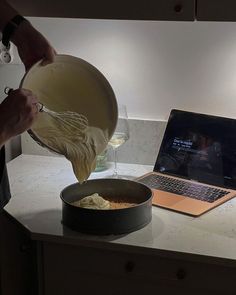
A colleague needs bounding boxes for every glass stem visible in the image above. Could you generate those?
[113,148,118,178]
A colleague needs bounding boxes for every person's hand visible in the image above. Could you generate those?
[11,20,56,71]
[0,89,39,146]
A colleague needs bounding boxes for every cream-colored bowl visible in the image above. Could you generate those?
[21,54,118,154]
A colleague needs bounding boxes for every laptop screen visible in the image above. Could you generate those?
[154,109,236,189]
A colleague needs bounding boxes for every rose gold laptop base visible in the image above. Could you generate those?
[137,172,236,216]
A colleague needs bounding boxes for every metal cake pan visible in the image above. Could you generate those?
[60,178,153,235]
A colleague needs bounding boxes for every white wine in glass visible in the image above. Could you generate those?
[109,105,129,178]
[109,132,128,149]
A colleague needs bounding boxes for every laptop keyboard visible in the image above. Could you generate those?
[138,174,229,203]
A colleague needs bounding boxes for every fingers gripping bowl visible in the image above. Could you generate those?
[60,179,153,235]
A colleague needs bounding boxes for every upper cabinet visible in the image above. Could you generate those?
[196,0,236,21]
[10,0,236,22]
[8,0,196,21]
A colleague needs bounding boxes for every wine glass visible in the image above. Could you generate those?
[109,105,129,178]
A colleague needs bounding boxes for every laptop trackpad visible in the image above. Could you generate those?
[152,190,186,207]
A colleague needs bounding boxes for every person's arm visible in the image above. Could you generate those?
[0,89,39,149]
[0,0,56,70]
[0,1,56,148]
[11,20,56,70]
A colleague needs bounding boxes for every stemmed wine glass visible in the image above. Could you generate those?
[108,105,129,178]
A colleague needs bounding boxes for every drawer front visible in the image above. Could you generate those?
[43,242,236,295]
[197,0,236,21]
[8,0,195,21]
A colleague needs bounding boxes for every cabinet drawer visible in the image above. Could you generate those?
[197,0,236,21]
[43,242,236,295]
[9,0,195,21]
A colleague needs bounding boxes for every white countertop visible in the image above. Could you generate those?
[5,154,236,263]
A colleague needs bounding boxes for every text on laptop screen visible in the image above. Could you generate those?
[154,110,236,189]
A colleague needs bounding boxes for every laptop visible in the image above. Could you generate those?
[137,109,236,216]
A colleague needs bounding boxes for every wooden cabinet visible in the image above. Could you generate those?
[8,0,196,21]
[42,242,236,295]
[196,0,236,21]
[8,0,236,21]
[0,212,38,295]
[1,212,236,295]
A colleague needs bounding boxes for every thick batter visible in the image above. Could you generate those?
[34,110,108,183]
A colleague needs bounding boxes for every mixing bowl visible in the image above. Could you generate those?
[20,54,118,155]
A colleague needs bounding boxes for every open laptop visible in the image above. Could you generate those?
[137,109,236,216]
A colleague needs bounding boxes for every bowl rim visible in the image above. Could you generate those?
[60,178,153,211]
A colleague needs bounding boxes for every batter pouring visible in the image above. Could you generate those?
[33,109,109,183]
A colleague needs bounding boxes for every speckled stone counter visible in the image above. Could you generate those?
[5,154,236,264]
